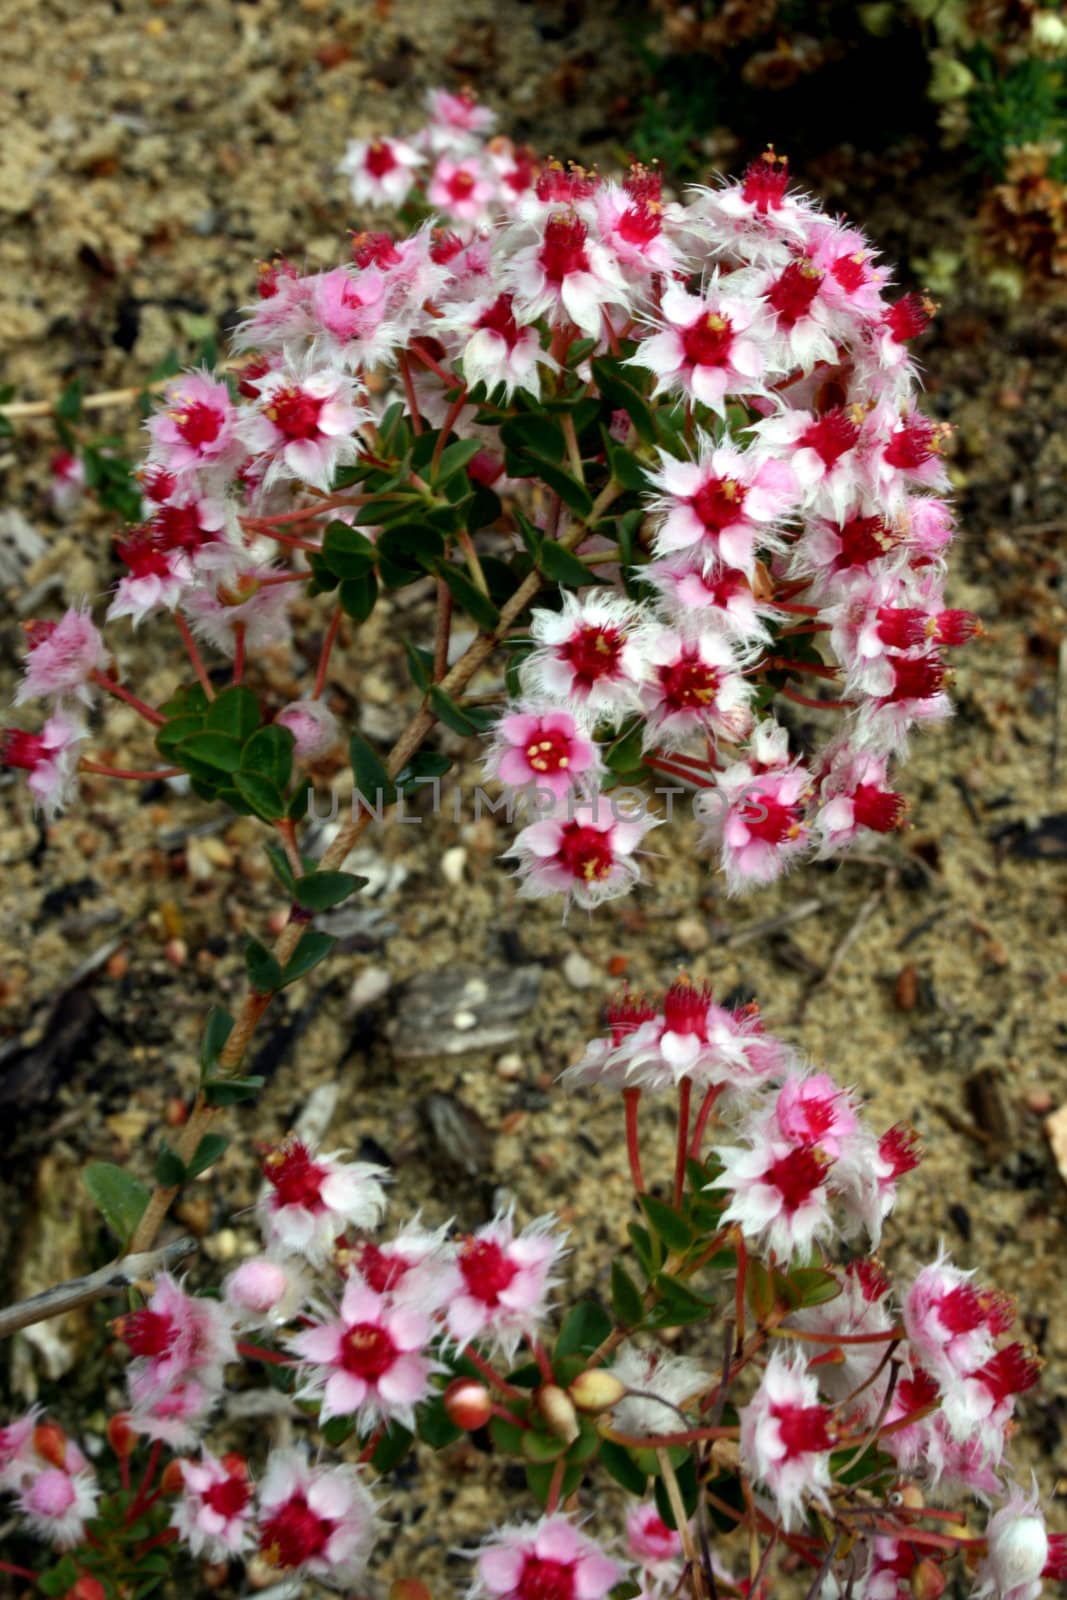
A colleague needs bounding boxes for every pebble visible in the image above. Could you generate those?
[675,915,710,953]
[563,950,600,989]
[495,1052,524,1080]
[204,1227,239,1262]
[1026,1088,1054,1115]
[347,964,392,1013]
[1044,1103,1067,1185]
[441,845,467,886]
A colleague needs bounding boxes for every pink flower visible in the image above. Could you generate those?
[256,1446,377,1584]
[712,1137,834,1259]
[488,706,599,799]
[428,155,496,223]
[223,1255,307,1327]
[975,1482,1067,1600]
[423,87,496,154]
[808,219,886,319]
[521,592,646,718]
[648,436,798,577]
[1,711,85,820]
[339,1219,459,1314]
[308,266,395,367]
[338,135,422,207]
[700,761,814,894]
[181,563,294,657]
[759,255,840,371]
[627,1502,683,1571]
[631,279,768,412]
[148,371,241,478]
[749,405,864,522]
[739,1350,836,1529]
[15,606,107,707]
[637,621,753,749]
[275,698,340,762]
[17,1464,98,1550]
[815,745,905,851]
[257,1140,388,1264]
[116,1274,236,1401]
[596,180,679,279]
[865,404,950,508]
[509,798,660,911]
[238,361,368,492]
[788,1261,896,1424]
[126,1374,218,1447]
[646,561,777,646]
[107,531,192,626]
[507,211,629,338]
[903,1254,1014,1386]
[290,1278,435,1428]
[48,451,87,518]
[607,1345,709,1436]
[472,1515,622,1600]
[447,291,555,400]
[445,1210,565,1360]
[172,1451,254,1559]
[0,1411,39,1491]
[769,1071,861,1160]
[620,980,788,1093]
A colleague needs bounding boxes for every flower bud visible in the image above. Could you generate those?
[33,1421,69,1469]
[160,1458,187,1495]
[443,1378,492,1432]
[536,1384,580,1445]
[391,1581,432,1600]
[910,1559,946,1600]
[225,1257,289,1316]
[64,1579,106,1600]
[106,1413,136,1460]
[569,1369,626,1414]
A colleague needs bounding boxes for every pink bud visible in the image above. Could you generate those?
[27,1468,76,1517]
[225,1257,289,1315]
[444,1379,492,1432]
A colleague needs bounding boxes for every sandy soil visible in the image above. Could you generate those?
[1,0,1066,1590]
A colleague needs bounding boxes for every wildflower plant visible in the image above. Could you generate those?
[0,84,1051,1600]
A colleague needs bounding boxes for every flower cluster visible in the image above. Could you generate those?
[4,88,974,915]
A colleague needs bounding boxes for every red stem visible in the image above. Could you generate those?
[241,493,367,528]
[125,1439,162,1526]
[780,687,855,712]
[313,606,343,700]
[236,1339,294,1366]
[358,1425,385,1464]
[90,671,165,727]
[644,755,716,790]
[407,342,456,384]
[0,1561,38,1580]
[688,1084,723,1160]
[232,622,245,686]
[431,386,469,474]
[772,601,820,616]
[81,761,184,781]
[784,1324,906,1347]
[244,525,322,553]
[464,1344,525,1401]
[174,611,215,701]
[255,571,309,588]
[530,1338,554,1384]
[546,1455,566,1515]
[132,1528,178,1557]
[623,1087,645,1195]
[398,352,424,435]
[608,1424,735,1449]
[673,1077,692,1209]
[734,1230,748,1354]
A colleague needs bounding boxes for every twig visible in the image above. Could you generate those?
[1051,636,1067,790]
[792,873,894,1021]
[657,1449,705,1600]
[723,897,824,948]
[0,1237,196,1340]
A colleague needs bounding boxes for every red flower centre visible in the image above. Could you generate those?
[114,1308,175,1359]
[202,1474,252,1520]
[831,252,867,293]
[765,1146,828,1212]
[741,154,789,213]
[834,514,895,570]
[259,1494,331,1570]
[740,792,803,846]
[460,1238,520,1306]
[874,606,929,650]
[887,653,945,703]
[682,311,734,369]
[524,727,573,775]
[616,203,661,247]
[353,231,404,269]
[263,1143,327,1210]
[790,1094,837,1143]
[115,532,173,580]
[267,388,325,441]
[365,140,397,178]
[341,1321,397,1380]
[849,1258,891,1303]
[883,420,936,471]
[354,1241,408,1294]
[560,622,624,686]
[851,784,905,833]
[767,260,823,328]
[974,1344,1040,1405]
[518,1555,576,1600]
[475,293,522,347]
[884,292,933,343]
[447,169,477,201]
[773,1400,834,1457]
[691,475,746,531]
[659,654,720,710]
[152,503,210,554]
[799,409,859,469]
[556,821,616,884]
[143,467,177,502]
[662,979,712,1037]
[539,215,591,284]
[174,400,223,450]
[936,1284,985,1336]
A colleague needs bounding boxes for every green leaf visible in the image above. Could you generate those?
[500,413,566,462]
[339,570,379,621]
[377,522,444,568]
[640,1194,693,1254]
[245,937,283,994]
[264,846,297,895]
[322,1416,355,1447]
[605,718,646,775]
[204,684,261,741]
[603,431,651,491]
[154,1142,187,1187]
[514,507,543,559]
[404,640,433,692]
[488,1413,528,1454]
[232,770,286,822]
[593,357,656,444]
[155,713,205,753]
[294,870,367,911]
[417,1393,463,1449]
[627,1221,658,1278]
[507,450,593,517]
[83,1162,151,1244]
[599,1438,648,1494]
[554,1300,613,1358]
[538,539,599,589]
[200,1005,235,1074]
[370,1423,415,1473]
[282,930,337,985]
[437,562,500,631]
[789,1267,843,1308]
[39,1557,80,1597]
[706,1470,745,1532]
[429,686,483,736]
[202,1074,264,1106]
[349,731,396,806]
[522,1428,568,1463]
[242,725,294,789]
[322,519,376,578]
[611,1260,645,1327]
[395,750,453,792]
[55,376,84,422]
[525,1459,583,1506]
[432,436,482,484]
[177,730,244,773]
[187,1133,228,1178]
[646,1274,715,1328]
